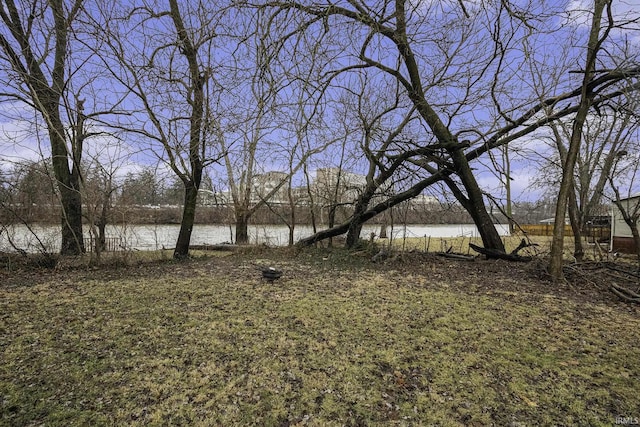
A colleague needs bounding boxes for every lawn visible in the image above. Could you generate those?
[1,247,639,426]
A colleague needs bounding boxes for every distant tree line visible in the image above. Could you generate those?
[0,159,566,227]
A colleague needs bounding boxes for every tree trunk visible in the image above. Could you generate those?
[503,145,515,234]
[549,0,609,281]
[168,0,206,259]
[304,165,318,235]
[173,182,198,259]
[288,204,295,246]
[297,221,352,247]
[288,182,296,246]
[96,192,110,253]
[379,220,388,239]
[58,184,84,255]
[235,210,250,245]
[346,220,363,248]
[568,187,584,261]
[451,151,505,252]
[288,225,294,247]
[0,1,85,255]
[50,120,84,255]
[629,221,640,263]
[327,204,337,247]
[97,220,106,252]
[468,204,504,251]
[346,189,375,248]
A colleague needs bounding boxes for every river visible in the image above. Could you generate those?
[0,223,510,253]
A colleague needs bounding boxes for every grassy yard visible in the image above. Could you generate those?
[1,247,639,426]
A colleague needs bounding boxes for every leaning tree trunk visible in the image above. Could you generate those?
[297,169,443,247]
[451,150,505,252]
[297,221,352,247]
[346,184,380,248]
[174,182,199,259]
[345,217,364,248]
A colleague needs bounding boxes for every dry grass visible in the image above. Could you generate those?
[389,234,610,261]
[1,247,639,426]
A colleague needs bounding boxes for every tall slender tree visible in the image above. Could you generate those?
[549,0,613,281]
[99,0,223,258]
[0,0,86,254]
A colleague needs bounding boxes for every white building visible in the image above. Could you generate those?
[611,195,640,253]
[251,171,289,205]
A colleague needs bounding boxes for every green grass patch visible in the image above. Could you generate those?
[1,250,639,426]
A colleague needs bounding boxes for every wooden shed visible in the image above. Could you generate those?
[611,195,640,253]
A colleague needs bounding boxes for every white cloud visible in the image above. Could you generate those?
[0,109,49,170]
[564,0,640,34]
[0,104,148,181]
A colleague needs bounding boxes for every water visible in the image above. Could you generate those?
[0,223,510,253]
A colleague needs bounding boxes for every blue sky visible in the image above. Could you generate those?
[1,0,639,204]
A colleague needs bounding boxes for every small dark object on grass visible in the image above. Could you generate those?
[262,267,283,282]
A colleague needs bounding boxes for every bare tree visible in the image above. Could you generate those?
[333,75,419,248]
[263,88,330,246]
[99,0,224,258]
[215,48,283,244]
[261,1,556,250]
[118,167,162,206]
[10,160,57,222]
[264,0,512,251]
[538,104,637,260]
[214,8,334,245]
[0,160,59,256]
[81,136,129,259]
[0,0,88,254]
[264,0,640,252]
[549,0,613,280]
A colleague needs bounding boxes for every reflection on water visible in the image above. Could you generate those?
[1,223,509,253]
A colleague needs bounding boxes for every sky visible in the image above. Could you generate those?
[1,0,639,205]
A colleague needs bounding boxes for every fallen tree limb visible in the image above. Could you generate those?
[604,262,640,278]
[437,252,476,261]
[610,284,640,303]
[188,244,240,252]
[511,238,539,255]
[469,243,532,262]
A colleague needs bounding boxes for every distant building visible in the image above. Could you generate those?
[197,171,290,207]
[251,171,289,204]
[611,195,640,253]
[312,167,367,205]
[410,194,438,206]
[199,168,437,212]
[197,188,230,206]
